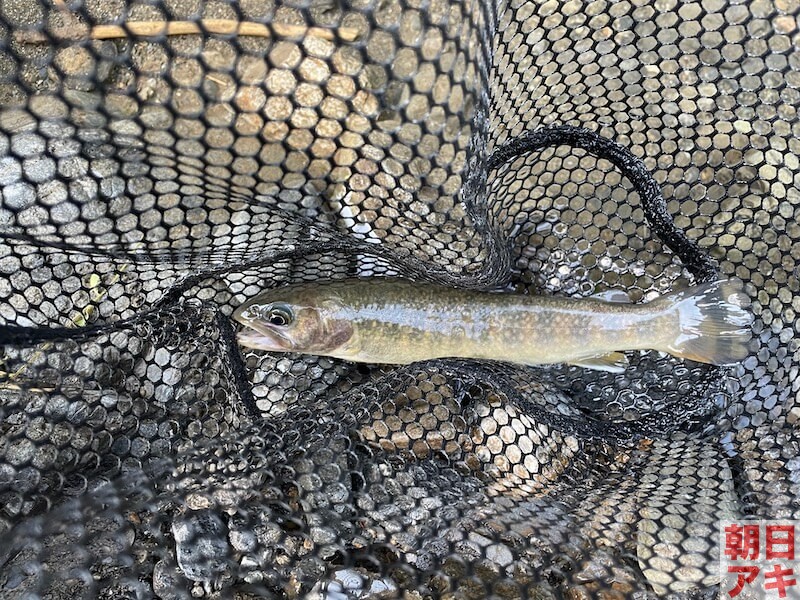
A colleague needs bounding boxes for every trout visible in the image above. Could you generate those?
[232,278,752,372]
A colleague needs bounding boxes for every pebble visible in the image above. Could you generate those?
[172,510,230,583]
[152,559,189,600]
[307,569,399,600]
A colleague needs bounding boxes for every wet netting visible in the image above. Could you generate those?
[0,0,797,598]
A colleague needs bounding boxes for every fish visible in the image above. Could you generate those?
[232,278,753,372]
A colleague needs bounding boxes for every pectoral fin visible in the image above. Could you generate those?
[569,352,629,373]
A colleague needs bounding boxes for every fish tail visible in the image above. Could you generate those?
[652,279,753,366]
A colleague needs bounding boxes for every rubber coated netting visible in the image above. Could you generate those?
[0,0,798,598]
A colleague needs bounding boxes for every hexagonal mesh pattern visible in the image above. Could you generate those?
[0,0,798,598]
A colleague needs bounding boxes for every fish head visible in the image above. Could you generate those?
[233,287,354,356]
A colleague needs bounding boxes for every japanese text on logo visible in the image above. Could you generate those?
[721,520,798,599]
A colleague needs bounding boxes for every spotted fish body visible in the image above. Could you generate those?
[233,278,752,372]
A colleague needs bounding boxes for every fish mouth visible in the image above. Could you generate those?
[236,325,292,352]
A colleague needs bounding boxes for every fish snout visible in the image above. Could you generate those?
[232,301,263,326]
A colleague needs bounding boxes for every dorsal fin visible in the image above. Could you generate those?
[590,289,631,303]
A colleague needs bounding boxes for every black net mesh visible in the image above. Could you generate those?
[0,0,798,597]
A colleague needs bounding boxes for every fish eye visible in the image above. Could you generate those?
[266,305,293,327]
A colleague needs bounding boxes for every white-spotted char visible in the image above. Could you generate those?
[233,278,752,372]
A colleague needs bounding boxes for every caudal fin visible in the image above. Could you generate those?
[654,279,753,366]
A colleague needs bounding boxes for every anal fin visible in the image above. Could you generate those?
[569,352,629,373]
